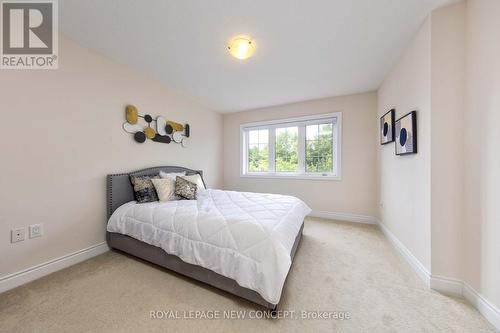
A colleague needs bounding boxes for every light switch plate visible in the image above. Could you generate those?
[11,228,25,243]
[29,224,43,239]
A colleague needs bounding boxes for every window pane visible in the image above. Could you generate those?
[258,129,268,143]
[306,122,333,173]
[306,124,318,141]
[319,123,332,136]
[248,130,259,144]
[248,143,268,172]
[275,127,298,172]
[247,129,269,172]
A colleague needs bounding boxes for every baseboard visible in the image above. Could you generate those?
[309,210,377,224]
[0,242,109,294]
[376,220,431,287]
[430,275,463,296]
[463,282,500,331]
[430,276,500,330]
[377,220,500,331]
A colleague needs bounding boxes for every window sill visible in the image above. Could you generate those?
[240,173,341,181]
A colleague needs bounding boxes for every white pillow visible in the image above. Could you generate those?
[151,178,180,202]
[159,171,186,179]
[181,174,206,193]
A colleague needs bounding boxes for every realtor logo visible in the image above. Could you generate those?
[1,0,58,69]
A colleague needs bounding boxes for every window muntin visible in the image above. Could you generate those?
[241,113,341,180]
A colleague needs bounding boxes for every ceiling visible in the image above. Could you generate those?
[60,0,457,112]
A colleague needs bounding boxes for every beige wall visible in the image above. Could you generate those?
[378,0,500,314]
[222,92,378,216]
[377,18,432,270]
[463,0,500,309]
[0,36,223,277]
[430,2,465,279]
[2,1,499,316]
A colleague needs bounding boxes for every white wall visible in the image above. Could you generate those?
[222,92,378,217]
[463,0,500,310]
[377,18,432,271]
[0,36,223,277]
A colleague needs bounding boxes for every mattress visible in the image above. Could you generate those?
[107,189,311,304]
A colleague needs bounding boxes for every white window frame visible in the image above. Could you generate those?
[240,112,342,181]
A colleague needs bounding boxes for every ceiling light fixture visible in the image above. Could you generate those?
[227,36,255,60]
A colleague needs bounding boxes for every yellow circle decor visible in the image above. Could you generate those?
[126,105,139,124]
[166,120,184,132]
[144,127,156,139]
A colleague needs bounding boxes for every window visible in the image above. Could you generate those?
[247,129,268,172]
[306,123,333,173]
[241,113,341,180]
[275,126,298,172]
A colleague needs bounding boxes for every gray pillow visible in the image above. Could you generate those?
[174,176,197,200]
[130,175,159,203]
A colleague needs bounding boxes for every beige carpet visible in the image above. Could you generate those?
[0,218,495,333]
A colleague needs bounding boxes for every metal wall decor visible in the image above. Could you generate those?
[123,105,190,147]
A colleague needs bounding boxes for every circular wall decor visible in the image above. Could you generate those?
[172,131,183,143]
[165,124,173,135]
[122,105,190,146]
[123,122,142,133]
[152,134,171,144]
[144,127,156,139]
[156,116,167,136]
[134,131,146,143]
[126,105,139,124]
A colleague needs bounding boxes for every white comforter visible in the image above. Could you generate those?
[107,189,311,304]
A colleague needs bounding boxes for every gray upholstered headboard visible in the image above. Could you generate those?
[106,166,204,219]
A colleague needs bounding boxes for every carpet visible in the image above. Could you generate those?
[0,218,495,332]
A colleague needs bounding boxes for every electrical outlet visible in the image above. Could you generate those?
[11,228,25,243]
[29,224,43,239]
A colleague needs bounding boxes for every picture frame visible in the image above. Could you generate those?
[380,108,395,144]
[395,111,417,155]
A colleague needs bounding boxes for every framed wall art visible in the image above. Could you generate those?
[380,108,395,144]
[395,111,417,155]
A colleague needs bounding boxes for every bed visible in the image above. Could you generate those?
[106,166,310,310]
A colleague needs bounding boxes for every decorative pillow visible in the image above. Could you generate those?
[151,178,179,202]
[130,175,159,203]
[181,174,206,193]
[174,176,197,200]
[159,171,186,179]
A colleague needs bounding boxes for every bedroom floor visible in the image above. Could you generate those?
[0,218,495,333]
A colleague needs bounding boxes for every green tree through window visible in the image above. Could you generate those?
[275,127,298,172]
[243,115,338,177]
[248,129,268,172]
[306,123,333,173]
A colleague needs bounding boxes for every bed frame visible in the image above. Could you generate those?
[106,166,303,310]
